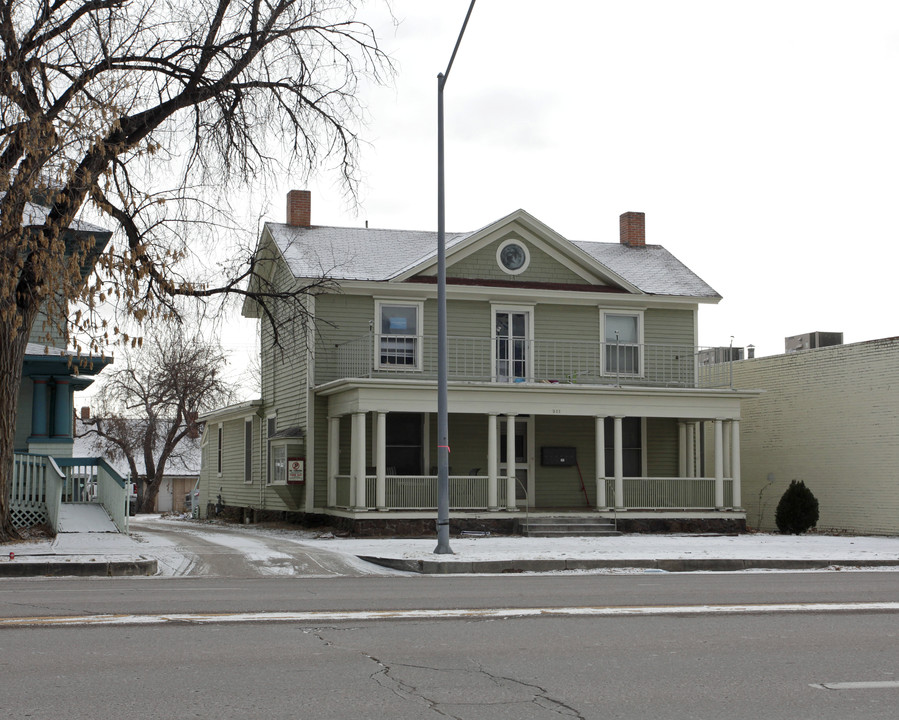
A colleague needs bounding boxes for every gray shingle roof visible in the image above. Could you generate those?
[268,219,719,298]
[572,241,719,298]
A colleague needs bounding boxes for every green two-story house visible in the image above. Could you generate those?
[200,191,758,534]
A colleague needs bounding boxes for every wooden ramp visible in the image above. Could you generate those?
[57,503,119,533]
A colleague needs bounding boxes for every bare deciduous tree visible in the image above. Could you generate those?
[0,0,391,539]
[80,327,233,513]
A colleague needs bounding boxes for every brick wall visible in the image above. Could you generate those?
[732,337,899,535]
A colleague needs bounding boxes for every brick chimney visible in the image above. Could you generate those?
[619,211,645,247]
[286,190,311,227]
[80,406,90,420]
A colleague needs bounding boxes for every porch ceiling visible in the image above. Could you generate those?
[317,378,759,419]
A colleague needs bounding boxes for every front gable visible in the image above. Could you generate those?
[395,210,640,294]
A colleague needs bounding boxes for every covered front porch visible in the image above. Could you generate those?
[318,378,756,518]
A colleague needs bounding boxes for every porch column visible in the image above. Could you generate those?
[327,416,340,507]
[505,413,517,511]
[376,411,387,511]
[714,418,724,509]
[351,411,367,511]
[613,415,624,509]
[52,377,72,438]
[731,419,742,509]
[677,421,687,478]
[29,376,50,438]
[723,420,732,479]
[487,413,499,511]
[595,416,607,509]
[685,422,695,478]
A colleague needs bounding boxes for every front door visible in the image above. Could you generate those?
[500,416,532,505]
[495,310,529,382]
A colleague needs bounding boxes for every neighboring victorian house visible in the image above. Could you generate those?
[199,191,759,534]
[10,201,128,533]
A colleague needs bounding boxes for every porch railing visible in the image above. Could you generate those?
[54,457,130,533]
[332,474,735,512]
[10,453,65,529]
[334,475,510,511]
[332,334,735,388]
[608,477,734,510]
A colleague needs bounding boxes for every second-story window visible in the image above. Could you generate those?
[376,300,423,370]
[602,311,643,376]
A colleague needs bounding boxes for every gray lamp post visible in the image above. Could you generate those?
[435,0,477,554]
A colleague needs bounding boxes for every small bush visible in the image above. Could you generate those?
[775,479,819,535]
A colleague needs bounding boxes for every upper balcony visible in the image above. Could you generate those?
[325,334,736,389]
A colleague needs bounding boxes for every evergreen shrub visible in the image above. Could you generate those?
[775,479,819,535]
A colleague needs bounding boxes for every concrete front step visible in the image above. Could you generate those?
[520,516,621,537]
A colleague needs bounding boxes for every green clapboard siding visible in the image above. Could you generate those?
[448,235,588,285]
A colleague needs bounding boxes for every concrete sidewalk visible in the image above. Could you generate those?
[2,523,899,577]
[0,532,157,578]
[360,555,899,575]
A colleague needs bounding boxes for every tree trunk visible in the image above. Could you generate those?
[140,473,166,514]
[0,315,34,542]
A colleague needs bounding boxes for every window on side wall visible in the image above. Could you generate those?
[217,425,223,475]
[244,419,253,484]
[602,311,643,376]
[266,415,276,485]
[376,300,423,370]
[272,445,287,485]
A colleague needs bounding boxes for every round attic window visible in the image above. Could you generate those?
[497,239,530,275]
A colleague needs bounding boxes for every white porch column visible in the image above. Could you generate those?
[613,415,624,509]
[327,416,340,507]
[351,411,367,511]
[376,411,387,511]
[731,419,742,509]
[595,416,607,509]
[685,422,695,478]
[723,420,732,479]
[505,413,517,511]
[714,418,724,509]
[678,421,687,478]
[487,413,499,511]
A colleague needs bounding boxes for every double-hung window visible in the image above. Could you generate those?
[602,311,643,376]
[376,300,423,370]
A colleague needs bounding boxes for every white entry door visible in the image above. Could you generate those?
[500,416,533,504]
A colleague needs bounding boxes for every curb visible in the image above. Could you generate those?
[358,556,899,575]
[0,559,158,578]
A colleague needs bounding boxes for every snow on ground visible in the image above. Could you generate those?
[2,514,898,573]
[291,530,899,563]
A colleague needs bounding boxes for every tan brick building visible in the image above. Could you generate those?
[731,337,899,535]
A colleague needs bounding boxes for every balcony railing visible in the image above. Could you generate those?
[331,334,735,388]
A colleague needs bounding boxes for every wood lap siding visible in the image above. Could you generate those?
[732,338,899,536]
[448,238,587,285]
[644,308,694,347]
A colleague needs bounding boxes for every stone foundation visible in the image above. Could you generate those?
[206,506,745,536]
[615,517,747,534]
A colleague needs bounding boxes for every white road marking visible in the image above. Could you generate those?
[811,681,899,690]
[2,601,898,628]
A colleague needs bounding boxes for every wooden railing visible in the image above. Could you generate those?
[48,457,129,533]
[10,453,64,529]
[332,474,736,511]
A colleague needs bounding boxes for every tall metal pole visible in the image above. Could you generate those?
[435,0,477,554]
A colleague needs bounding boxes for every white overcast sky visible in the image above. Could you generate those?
[210,1,899,389]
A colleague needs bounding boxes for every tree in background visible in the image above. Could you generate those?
[80,328,233,513]
[0,0,390,540]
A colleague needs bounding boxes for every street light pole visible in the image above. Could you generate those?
[435,0,477,554]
